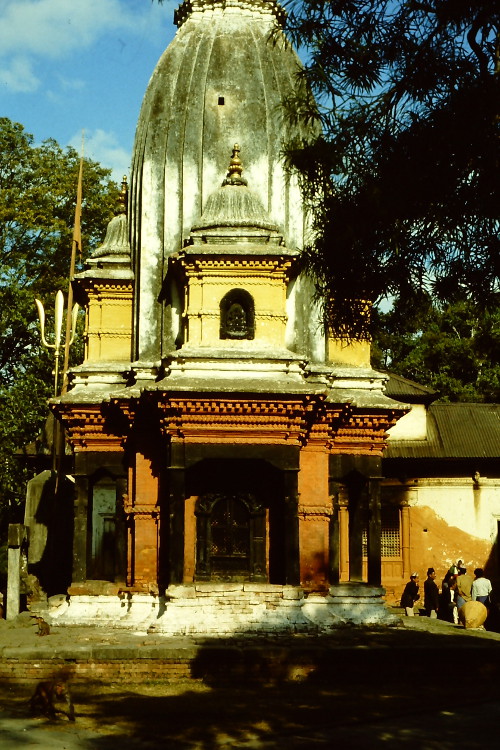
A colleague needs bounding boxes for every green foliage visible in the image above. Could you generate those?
[0,117,117,535]
[283,1,500,336]
[372,296,500,402]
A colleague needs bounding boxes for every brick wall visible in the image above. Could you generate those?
[0,657,193,684]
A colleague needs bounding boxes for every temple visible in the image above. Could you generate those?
[22,0,500,632]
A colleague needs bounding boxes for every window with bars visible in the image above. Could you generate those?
[362,505,401,557]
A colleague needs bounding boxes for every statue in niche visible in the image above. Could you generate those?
[220,289,254,340]
[226,302,247,338]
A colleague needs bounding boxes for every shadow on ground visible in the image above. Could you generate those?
[2,626,500,748]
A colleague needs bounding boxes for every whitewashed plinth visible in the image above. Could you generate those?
[50,594,125,623]
[151,583,312,636]
[42,583,400,633]
[301,593,344,629]
[48,593,158,628]
[326,583,401,625]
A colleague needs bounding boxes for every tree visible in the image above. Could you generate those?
[372,296,500,402]
[0,118,117,542]
[282,1,500,337]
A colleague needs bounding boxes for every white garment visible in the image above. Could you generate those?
[472,577,492,600]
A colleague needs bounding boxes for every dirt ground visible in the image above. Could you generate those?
[2,615,500,748]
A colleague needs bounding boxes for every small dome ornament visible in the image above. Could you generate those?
[191,144,281,233]
[222,144,248,187]
[90,177,131,259]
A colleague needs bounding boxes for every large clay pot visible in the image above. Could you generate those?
[458,600,487,629]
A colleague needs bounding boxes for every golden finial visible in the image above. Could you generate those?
[116,175,128,215]
[222,144,248,186]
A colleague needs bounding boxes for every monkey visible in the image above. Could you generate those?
[29,614,51,636]
[35,617,50,636]
[29,680,75,722]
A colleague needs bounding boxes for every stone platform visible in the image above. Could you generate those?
[40,583,399,635]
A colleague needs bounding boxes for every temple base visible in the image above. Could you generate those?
[326,583,401,625]
[44,583,400,634]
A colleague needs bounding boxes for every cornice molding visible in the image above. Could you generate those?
[55,395,401,454]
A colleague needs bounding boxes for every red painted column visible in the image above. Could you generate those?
[129,452,159,589]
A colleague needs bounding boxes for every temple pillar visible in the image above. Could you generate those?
[330,455,383,584]
[168,441,186,584]
[128,452,159,588]
[328,483,341,585]
[367,478,382,586]
[401,502,411,580]
[284,469,300,585]
[115,477,128,584]
[73,475,89,583]
[298,449,331,587]
[132,512,159,589]
[347,476,365,582]
[339,499,349,581]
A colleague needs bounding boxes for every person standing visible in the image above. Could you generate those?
[401,573,420,616]
[456,566,473,609]
[471,568,492,606]
[439,567,459,623]
[424,567,439,618]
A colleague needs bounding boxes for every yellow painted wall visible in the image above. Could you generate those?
[181,256,292,348]
[84,282,133,362]
[327,337,371,367]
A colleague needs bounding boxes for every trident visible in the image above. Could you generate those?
[35,291,79,397]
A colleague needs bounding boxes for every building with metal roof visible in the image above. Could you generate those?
[374,374,500,604]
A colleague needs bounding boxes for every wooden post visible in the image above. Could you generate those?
[328,483,341,584]
[284,469,300,585]
[401,503,411,580]
[339,500,349,581]
[348,480,364,582]
[73,476,89,583]
[367,478,382,586]
[168,466,185,585]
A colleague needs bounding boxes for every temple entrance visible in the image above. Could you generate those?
[211,494,251,575]
[185,458,287,584]
[90,477,117,580]
[195,491,266,581]
[88,472,127,582]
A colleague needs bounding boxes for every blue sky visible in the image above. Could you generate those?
[1,0,177,181]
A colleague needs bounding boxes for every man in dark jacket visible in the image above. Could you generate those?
[401,573,420,616]
[424,567,439,618]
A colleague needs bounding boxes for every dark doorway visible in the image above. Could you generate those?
[211,495,251,575]
[188,459,285,583]
[195,491,265,581]
[88,472,126,582]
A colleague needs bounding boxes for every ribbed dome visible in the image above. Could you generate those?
[91,214,131,259]
[129,0,316,361]
[194,186,278,231]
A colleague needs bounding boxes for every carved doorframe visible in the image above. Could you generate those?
[195,491,266,581]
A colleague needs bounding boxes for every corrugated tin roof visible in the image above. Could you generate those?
[382,372,436,402]
[385,403,500,459]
